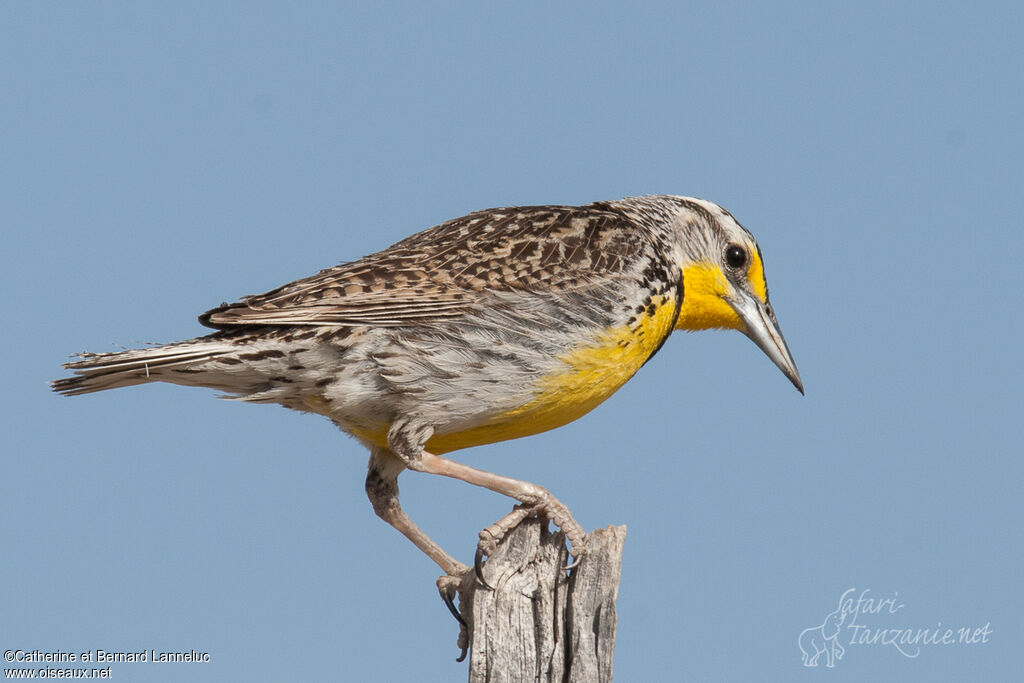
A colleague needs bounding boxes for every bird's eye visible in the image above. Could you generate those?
[725,244,747,269]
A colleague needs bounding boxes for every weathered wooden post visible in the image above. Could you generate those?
[456,519,626,683]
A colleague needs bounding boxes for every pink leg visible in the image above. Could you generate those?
[405,449,588,560]
[364,448,469,577]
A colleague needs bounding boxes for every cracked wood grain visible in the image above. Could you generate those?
[461,519,626,683]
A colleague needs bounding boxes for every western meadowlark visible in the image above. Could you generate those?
[53,195,801,589]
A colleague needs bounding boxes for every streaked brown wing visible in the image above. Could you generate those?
[200,202,646,329]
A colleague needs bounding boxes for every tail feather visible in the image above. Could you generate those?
[52,336,255,397]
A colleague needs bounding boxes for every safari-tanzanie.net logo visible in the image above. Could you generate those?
[798,588,992,668]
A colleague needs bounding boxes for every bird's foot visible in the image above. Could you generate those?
[437,571,473,662]
[475,498,587,589]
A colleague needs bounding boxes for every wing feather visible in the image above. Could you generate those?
[200,202,649,329]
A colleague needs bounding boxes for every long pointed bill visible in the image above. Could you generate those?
[729,291,804,394]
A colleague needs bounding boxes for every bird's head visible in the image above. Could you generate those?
[657,196,803,394]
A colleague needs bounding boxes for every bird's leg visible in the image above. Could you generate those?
[385,420,588,569]
[366,447,473,655]
[365,448,469,578]
[407,450,587,561]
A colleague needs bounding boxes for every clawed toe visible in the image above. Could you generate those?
[436,573,471,661]
[474,501,587,586]
[473,545,495,590]
[564,548,584,570]
[437,579,466,627]
[439,497,588,663]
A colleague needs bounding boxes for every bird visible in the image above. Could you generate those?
[53,195,802,595]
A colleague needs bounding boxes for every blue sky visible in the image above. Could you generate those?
[2,2,1021,680]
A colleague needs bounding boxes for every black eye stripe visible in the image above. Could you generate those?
[725,244,747,269]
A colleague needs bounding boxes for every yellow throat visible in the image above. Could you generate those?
[676,248,766,332]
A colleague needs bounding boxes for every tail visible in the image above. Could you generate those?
[52,334,269,397]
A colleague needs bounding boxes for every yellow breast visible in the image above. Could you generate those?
[424,293,679,453]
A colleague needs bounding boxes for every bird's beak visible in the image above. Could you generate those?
[728,290,804,394]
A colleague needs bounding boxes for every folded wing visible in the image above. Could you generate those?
[200,202,646,329]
